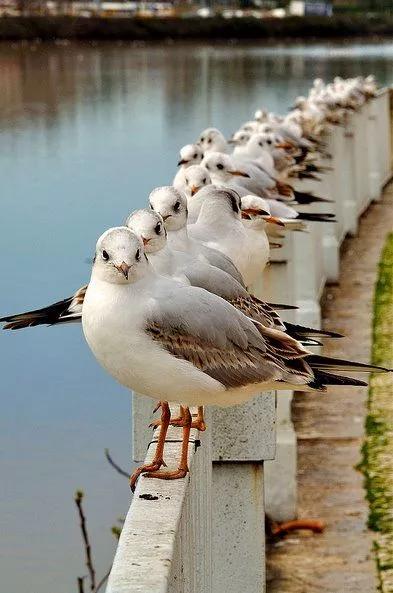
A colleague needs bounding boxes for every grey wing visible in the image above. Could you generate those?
[181,260,247,301]
[145,286,285,389]
[198,244,246,287]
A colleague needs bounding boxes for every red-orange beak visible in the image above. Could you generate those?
[191,185,200,196]
[141,236,151,247]
[115,262,131,279]
[241,208,270,219]
[275,141,294,150]
[265,216,286,227]
[228,170,250,178]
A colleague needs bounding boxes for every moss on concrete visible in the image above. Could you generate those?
[361,232,393,592]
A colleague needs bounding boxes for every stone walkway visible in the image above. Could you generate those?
[267,183,393,593]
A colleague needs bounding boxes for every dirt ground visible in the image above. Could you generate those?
[266,184,393,593]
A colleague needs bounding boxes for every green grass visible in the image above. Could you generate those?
[361,232,393,592]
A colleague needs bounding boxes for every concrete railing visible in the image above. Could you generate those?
[264,88,392,521]
[106,89,392,592]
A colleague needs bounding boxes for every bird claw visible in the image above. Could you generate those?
[192,419,207,432]
[129,458,167,492]
[143,467,189,481]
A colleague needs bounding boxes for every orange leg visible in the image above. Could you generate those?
[129,401,170,492]
[150,405,206,431]
[144,406,192,481]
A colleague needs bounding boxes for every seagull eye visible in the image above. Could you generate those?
[154,222,162,234]
[174,201,181,212]
[259,142,263,147]
[102,250,109,261]
[217,163,224,170]
[193,153,197,158]
[267,139,272,145]
[200,136,204,142]
[208,138,212,144]
[203,178,207,183]
[185,178,189,185]
[135,249,141,261]
[205,164,210,170]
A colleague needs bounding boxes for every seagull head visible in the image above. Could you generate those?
[149,186,188,232]
[254,109,267,122]
[201,152,249,183]
[93,227,148,284]
[184,164,211,197]
[245,133,273,157]
[197,127,227,154]
[126,209,167,255]
[228,130,250,146]
[177,143,203,167]
[198,187,242,221]
[239,120,259,134]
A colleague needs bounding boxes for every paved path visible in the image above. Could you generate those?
[267,184,393,593]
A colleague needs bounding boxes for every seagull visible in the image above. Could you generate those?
[197,127,229,154]
[79,226,388,489]
[173,144,204,191]
[187,187,272,287]
[176,164,212,205]
[148,186,246,286]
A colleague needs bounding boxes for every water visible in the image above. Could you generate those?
[0,40,392,593]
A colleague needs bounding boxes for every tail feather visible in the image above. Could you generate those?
[296,212,337,223]
[267,302,298,311]
[293,190,333,205]
[285,322,343,339]
[0,286,86,330]
[310,369,368,388]
[308,354,391,373]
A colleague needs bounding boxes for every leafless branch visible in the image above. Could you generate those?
[77,576,85,593]
[104,448,130,479]
[93,568,111,593]
[74,490,96,591]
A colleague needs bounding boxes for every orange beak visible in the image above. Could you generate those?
[115,262,131,279]
[265,216,286,227]
[228,170,250,178]
[275,141,294,150]
[190,185,200,196]
[241,208,270,219]
[141,236,151,246]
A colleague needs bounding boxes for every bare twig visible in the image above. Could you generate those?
[93,568,112,593]
[74,490,96,591]
[77,576,85,593]
[104,448,130,479]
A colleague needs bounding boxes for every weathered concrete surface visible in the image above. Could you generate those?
[267,184,393,593]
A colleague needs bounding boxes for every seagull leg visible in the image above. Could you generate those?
[192,406,206,431]
[150,405,206,431]
[144,406,191,481]
[149,405,183,429]
[129,400,170,492]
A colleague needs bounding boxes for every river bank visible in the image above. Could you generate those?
[1,14,393,41]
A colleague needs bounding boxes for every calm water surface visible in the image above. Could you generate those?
[1,40,392,593]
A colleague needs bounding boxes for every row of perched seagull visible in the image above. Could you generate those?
[1,75,387,490]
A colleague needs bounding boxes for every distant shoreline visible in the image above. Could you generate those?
[0,15,392,42]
